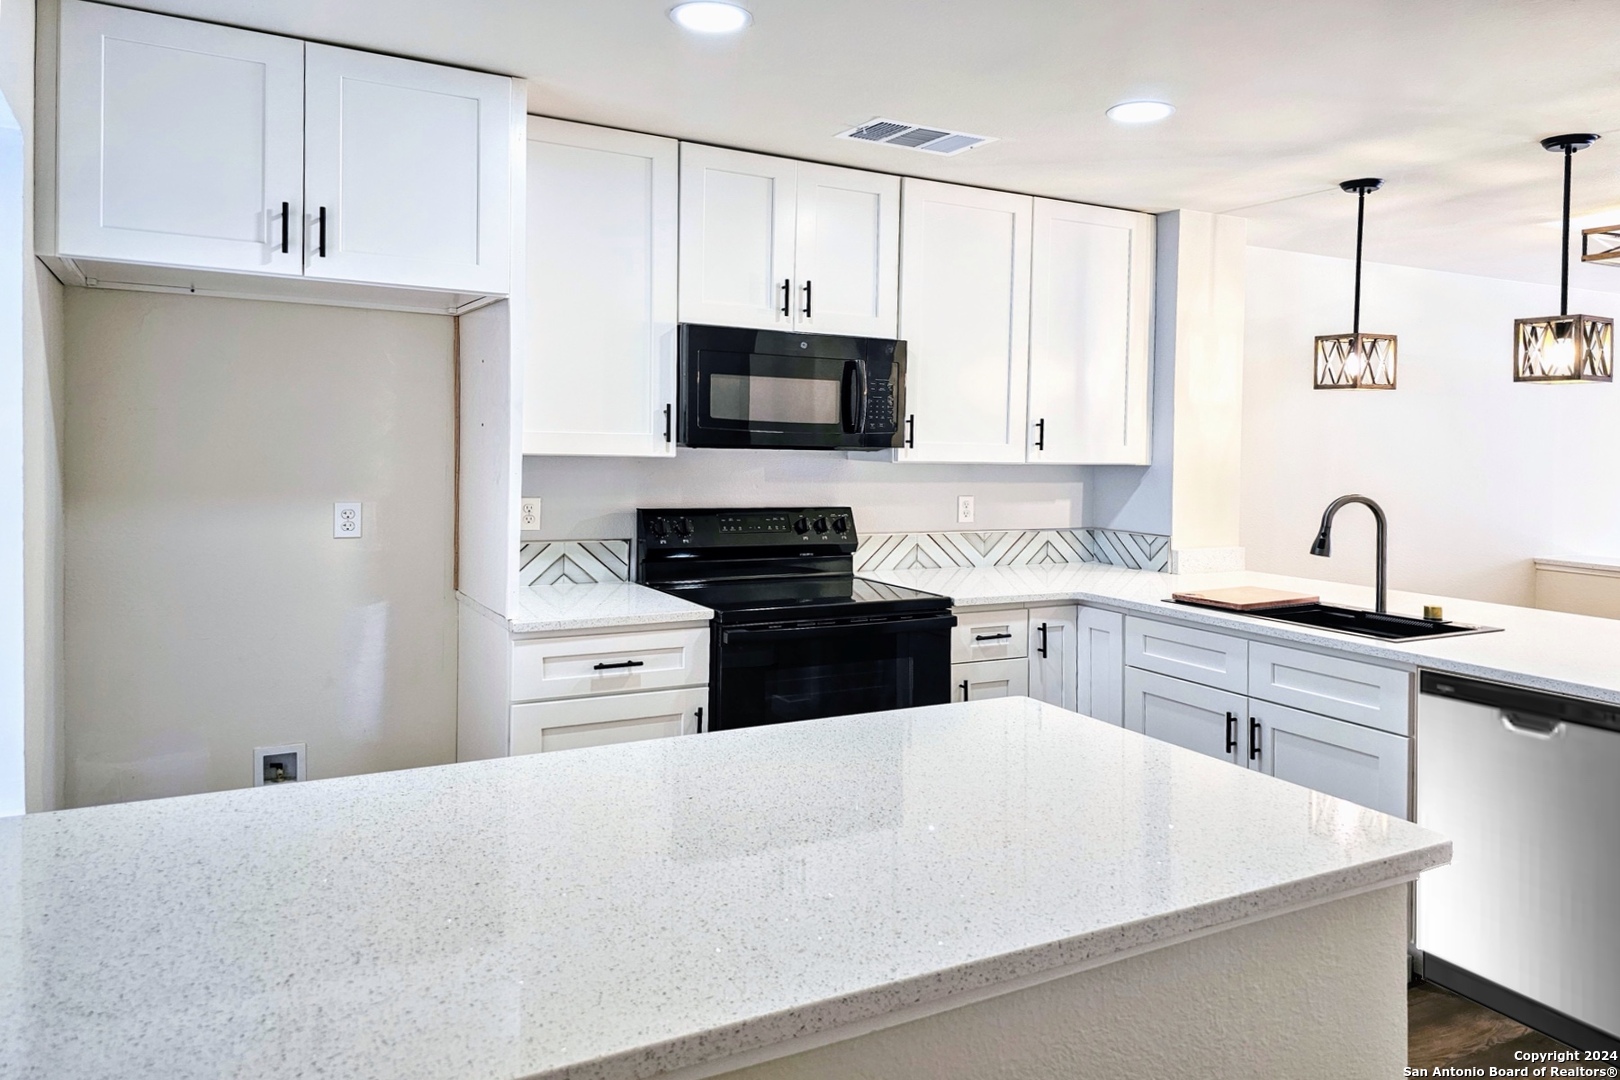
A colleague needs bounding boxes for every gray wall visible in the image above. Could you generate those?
[63,290,458,806]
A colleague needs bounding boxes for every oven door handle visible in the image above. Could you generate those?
[841,360,868,434]
[722,613,956,646]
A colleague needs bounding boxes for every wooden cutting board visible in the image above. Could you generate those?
[1171,586,1319,612]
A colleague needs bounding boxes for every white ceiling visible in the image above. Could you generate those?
[132,0,1620,292]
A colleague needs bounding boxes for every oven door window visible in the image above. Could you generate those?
[692,349,855,442]
[714,618,952,731]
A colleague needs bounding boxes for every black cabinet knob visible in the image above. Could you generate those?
[813,515,829,533]
[793,516,810,534]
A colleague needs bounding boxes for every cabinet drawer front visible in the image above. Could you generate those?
[952,608,1030,663]
[1125,616,1248,692]
[1248,643,1410,736]
[1252,700,1409,818]
[952,659,1029,702]
[511,627,709,703]
[1123,668,1245,765]
[511,687,707,755]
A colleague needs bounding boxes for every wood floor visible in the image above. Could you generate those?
[1410,980,1573,1072]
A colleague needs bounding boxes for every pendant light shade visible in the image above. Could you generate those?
[1314,178,1397,389]
[1515,134,1613,383]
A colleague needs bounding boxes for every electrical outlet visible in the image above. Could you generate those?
[521,498,542,530]
[333,502,362,539]
[254,743,306,786]
[957,496,975,524]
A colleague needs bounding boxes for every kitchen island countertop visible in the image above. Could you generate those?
[0,697,1447,1080]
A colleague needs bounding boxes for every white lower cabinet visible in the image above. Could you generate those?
[505,624,709,756]
[1075,606,1125,725]
[1251,700,1409,818]
[1125,667,1245,764]
[953,658,1028,702]
[1124,656,1412,818]
[1027,605,1078,710]
[511,687,707,755]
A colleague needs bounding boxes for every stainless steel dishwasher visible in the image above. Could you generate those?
[1415,671,1620,1050]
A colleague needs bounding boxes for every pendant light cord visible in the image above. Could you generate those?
[1560,144,1573,317]
[1353,188,1366,336]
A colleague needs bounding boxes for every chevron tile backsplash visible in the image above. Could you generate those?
[516,527,1169,586]
[854,528,1169,572]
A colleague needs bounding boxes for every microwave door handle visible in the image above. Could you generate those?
[841,361,867,434]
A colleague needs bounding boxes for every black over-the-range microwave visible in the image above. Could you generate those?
[677,324,908,451]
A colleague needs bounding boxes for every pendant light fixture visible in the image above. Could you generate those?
[1314,179,1397,389]
[1514,134,1613,383]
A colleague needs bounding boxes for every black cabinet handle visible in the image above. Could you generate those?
[1035,418,1046,451]
[1225,712,1238,754]
[1248,717,1261,761]
[664,403,672,444]
[280,201,289,254]
[974,632,1014,642]
[317,206,327,258]
[959,679,970,700]
[593,660,645,671]
[694,706,703,732]
[905,414,915,448]
[803,279,813,318]
[1038,622,1049,658]
[781,278,791,317]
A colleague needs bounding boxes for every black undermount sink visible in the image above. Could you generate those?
[1170,600,1503,641]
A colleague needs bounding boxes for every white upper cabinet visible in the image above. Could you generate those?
[898,178,1032,463]
[303,45,512,294]
[678,145,900,336]
[50,1,514,305]
[792,163,900,337]
[55,1,306,274]
[523,118,678,458]
[679,145,797,331]
[1027,200,1155,465]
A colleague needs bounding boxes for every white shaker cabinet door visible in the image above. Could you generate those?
[1124,667,1245,766]
[1027,605,1078,711]
[303,44,513,293]
[1249,701,1409,818]
[898,178,1032,463]
[792,162,900,337]
[510,688,707,756]
[523,119,678,457]
[1028,199,1154,464]
[678,144,797,331]
[1075,606,1125,726]
[56,0,306,274]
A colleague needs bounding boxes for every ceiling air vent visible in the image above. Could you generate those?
[836,118,995,157]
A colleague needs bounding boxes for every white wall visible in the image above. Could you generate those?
[2,0,68,813]
[63,290,457,807]
[1243,246,1620,606]
[0,90,23,815]
[521,452,1086,540]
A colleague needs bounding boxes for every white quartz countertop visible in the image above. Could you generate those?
[0,698,1447,1080]
[507,580,711,634]
[860,563,1620,706]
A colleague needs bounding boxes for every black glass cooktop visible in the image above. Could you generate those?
[652,575,950,625]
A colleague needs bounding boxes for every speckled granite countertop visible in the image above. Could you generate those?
[859,564,1620,707]
[0,698,1447,1080]
[506,581,711,634]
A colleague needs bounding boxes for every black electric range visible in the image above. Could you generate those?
[635,507,955,731]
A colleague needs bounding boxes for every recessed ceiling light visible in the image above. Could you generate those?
[1106,100,1175,125]
[669,2,752,33]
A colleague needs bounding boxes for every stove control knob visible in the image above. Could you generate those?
[649,518,670,538]
[793,515,810,535]
[831,515,849,533]
[813,515,830,534]
[674,517,693,537]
